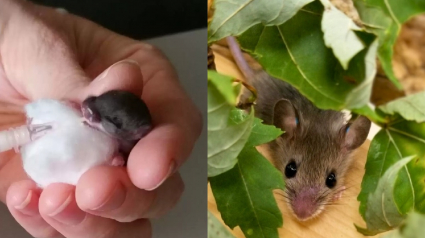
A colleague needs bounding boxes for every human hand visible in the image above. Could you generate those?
[0,0,202,237]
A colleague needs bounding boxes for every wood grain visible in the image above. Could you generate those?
[208,46,390,238]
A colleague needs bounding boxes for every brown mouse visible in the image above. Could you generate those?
[226,36,371,221]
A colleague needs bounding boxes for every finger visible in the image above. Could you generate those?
[6,180,62,238]
[39,184,152,238]
[77,59,144,101]
[76,166,184,222]
[127,67,203,190]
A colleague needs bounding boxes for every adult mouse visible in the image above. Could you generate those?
[227,36,371,221]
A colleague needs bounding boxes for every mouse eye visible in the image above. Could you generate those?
[105,116,123,129]
[326,172,337,188]
[285,161,297,178]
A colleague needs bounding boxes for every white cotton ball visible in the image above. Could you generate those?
[20,99,118,188]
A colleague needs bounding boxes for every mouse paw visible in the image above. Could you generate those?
[110,155,125,167]
[331,186,346,201]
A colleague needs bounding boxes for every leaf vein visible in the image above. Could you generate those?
[299,9,322,16]
[238,163,265,237]
[211,0,255,36]
[381,193,392,227]
[208,102,228,113]
[386,130,415,209]
[276,26,341,103]
[208,128,247,156]
[384,0,400,25]
[378,138,391,177]
[405,100,425,118]
[388,128,425,144]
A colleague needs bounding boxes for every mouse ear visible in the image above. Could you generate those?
[272,99,298,137]
[343,115,371,150]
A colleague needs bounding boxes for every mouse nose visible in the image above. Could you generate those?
[291,188,319,221]
[81,104,101,123]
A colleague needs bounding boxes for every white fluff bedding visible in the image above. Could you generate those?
[20,99,118,188]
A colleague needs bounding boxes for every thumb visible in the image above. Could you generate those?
[77,60,144,102]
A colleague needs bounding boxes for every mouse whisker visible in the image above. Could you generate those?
[323,204,343,207]
[317,189,332,201]
[274,192,292,202]
[274,190,286,196]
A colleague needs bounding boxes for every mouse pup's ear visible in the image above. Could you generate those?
[272,99,298,138]
[343,115,371,150]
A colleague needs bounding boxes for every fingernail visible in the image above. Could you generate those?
[91,183,126,212]
[146,161,177,191]
[14,190,38,216]
[55,8,68,14]
[48,192,86,226]
[99,59,140,79]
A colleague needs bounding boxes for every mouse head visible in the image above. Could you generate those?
[271,99,371,221]
[81,90,152,142]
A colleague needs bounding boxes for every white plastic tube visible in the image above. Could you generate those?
[0,125,31,153]
[0,123,53,153]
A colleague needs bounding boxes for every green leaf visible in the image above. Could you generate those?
[208,82,232,131]
[208,106,254,177]
[208,71,255,177]
[208,211,236,238]
[237,1,377,110]
[379,91,425,123]
[208,70,238,106]
[356,156,415,236]
[352,105,387,124]
[210,120,285,238]
[245,117,283,148]
[345,37,378,109]
[208,0,314,42]
[320,0,365,69]
[383,212,425,238]
[227,108,283,148]
[357,114,425,235]
[354,0,425,89]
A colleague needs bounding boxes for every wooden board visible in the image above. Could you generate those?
[208,45,389,238]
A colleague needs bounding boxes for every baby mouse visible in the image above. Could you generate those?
[226,36,371,221]
[81,90,153,161]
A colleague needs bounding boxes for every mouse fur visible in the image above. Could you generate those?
[226,36,371,221]
[82,90,153,159]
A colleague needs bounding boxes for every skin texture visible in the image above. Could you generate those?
[0,1,202,237]
[227,36,371,221]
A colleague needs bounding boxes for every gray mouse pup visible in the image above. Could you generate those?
[81,90,153,162]
[227,36,371,221]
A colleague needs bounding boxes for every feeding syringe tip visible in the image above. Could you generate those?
[0,125,31,153]
[0,123,53,153]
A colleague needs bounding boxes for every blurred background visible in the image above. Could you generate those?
[31,0,205,40]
